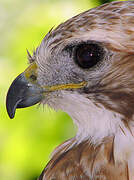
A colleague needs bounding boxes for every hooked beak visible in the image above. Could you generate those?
[6,63,43,119]
[6,62,87,119]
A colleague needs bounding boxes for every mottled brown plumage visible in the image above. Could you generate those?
[6,1,134,180]
[39,137,129,180]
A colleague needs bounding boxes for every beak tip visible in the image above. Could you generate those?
[6,110,15,119]
[6,100,16,119]
[8,113,15,119]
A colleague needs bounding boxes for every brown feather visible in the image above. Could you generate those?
[39,137,129,180]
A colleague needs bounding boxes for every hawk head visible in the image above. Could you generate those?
[6,1,134,144]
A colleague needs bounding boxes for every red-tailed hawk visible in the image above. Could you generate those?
[6,1,134,179]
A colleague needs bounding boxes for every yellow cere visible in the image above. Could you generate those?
[24,62,38,82]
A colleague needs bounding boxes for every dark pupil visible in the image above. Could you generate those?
[76,44,102,68]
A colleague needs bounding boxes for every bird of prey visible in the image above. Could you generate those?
[6,1,134,179]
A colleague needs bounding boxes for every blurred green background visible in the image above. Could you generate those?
[0,0,125,179]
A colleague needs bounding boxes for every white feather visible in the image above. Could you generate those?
[48,91,121,142]
[46,90,134,167]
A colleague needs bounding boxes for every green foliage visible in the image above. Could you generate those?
[0,0,121,179]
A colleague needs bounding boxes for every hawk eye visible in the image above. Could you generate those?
[74,43,103,69]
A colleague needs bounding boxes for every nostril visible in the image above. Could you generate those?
[30,74,37,81]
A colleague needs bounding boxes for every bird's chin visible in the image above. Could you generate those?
[41,90,67,112]
[41,90,89,117]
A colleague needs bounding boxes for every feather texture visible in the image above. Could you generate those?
[39,137,129,180]
[34,1,134,179]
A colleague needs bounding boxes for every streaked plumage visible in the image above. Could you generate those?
[6,1,134,179]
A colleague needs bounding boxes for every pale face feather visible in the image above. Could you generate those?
[43,90,134,165]
[46,90,122,143]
